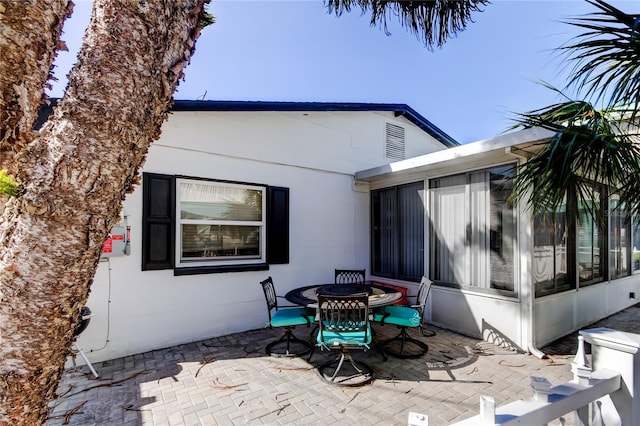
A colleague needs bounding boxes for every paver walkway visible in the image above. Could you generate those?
[47,304,640,425]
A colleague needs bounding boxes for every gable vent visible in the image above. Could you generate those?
[385,123,405,160]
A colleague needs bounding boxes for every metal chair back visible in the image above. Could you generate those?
[260,276,314,357]
[414,277,433,315]
[260,276,278,322]
[317,292,370,347]
[334,269,366,285]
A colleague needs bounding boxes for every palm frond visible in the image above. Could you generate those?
[508,98,640,219]
[559,0,640,111]
[325,0,489,49]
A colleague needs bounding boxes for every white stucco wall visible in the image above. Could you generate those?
[166,110,446,174]
[427,287,522,348]
[534,275,640,347]
[75,108,448,364]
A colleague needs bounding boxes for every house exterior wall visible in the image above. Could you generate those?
[75,109,448,364]
[429,273,640,351]
[166,110,442,174]
[534,275,640,347]
[427,287,522,347]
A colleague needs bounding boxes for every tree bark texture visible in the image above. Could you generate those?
[0,0,207,424]
[0,0,74,174]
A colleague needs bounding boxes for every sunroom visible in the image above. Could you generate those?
[356,127,640,354]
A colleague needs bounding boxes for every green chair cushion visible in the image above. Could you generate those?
[271,308,314,327]
[317,325,372,347]
[374,306,421,327]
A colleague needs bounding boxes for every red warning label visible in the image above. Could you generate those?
[103,237,113,253]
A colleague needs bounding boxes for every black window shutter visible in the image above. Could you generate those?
[142,173,175,270]
[267,186,289,264]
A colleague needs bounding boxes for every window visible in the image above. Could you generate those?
[371,181,424,281]
[610,193,630,279]
[577,189,605,286]
[633,216,640,273]
[429,165,516,293]
[534,201,573,297]
[177,179,266,268]
[534,185,631,297]
[142,173,289,274]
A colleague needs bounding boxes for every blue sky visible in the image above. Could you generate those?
[51,0,635,144]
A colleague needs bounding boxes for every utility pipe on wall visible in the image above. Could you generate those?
[511,152,547,360]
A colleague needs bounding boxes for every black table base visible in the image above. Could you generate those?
[316,349,373,387]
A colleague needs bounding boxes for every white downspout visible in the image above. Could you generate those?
[527,306,547,359]
[523,205,547,359]
[511,149,547,359]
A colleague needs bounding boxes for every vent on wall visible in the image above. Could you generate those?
[385,123,405,160]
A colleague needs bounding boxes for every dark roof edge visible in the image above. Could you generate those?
[171,100,459,147]
[37,99,459,147]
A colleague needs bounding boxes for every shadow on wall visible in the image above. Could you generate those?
[429,207,517,343]
[482,319,524,353]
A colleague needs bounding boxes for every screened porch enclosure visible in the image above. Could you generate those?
[359,128,640,349]
[369,159,640,299]
[428,165,516,293]
[532,188,640,298]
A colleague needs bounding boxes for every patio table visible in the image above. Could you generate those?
[285,282,403,309]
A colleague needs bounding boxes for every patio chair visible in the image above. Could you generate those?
[314,292,373,386]
[413,277,436,338]
[334,268,366,285]
[260,276,315,357]
[374,276,432,359]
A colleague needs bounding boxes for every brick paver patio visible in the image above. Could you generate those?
[47,304,640,425]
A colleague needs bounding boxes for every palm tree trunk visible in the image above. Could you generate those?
[0,0,73,174]
[0,0,207,424]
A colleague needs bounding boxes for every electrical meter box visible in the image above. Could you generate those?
[101,220,129,258]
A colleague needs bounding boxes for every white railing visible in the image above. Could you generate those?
[409,328,640,426]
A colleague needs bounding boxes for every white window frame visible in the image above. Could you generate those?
[609,192,631,279]
[175,178,267,269]
[633,215,640,274]
[428,164,518,295]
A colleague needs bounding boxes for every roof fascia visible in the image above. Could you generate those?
[355,127,555,182]
[36,99,459,148]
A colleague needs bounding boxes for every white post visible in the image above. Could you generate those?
[407,412,428,426]
[571,335,591,425]
[479,395,495,425]
[530,376,551,402]
[581,327,640,425]
[572,335,591,385]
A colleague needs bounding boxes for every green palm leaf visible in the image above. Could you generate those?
[326,0,489,49]
[559,0,640,110]
[508,96,640,219]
